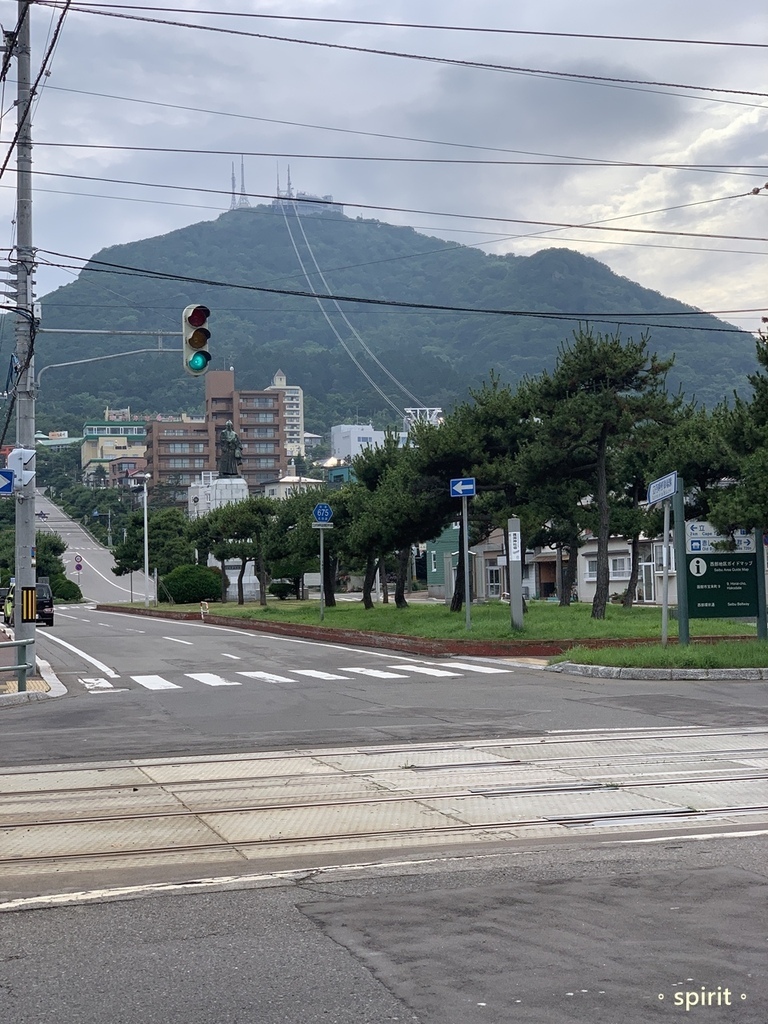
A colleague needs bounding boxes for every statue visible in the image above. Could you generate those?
[218,420,243,477]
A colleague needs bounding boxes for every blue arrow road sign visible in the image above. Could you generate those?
[450,477,476,498]
[0,470,13,495]
[313,502,333,523]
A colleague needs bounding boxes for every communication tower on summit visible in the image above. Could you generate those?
[229,157,251,210]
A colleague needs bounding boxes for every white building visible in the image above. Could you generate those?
[330,423,407,462]
[266,369,305,458]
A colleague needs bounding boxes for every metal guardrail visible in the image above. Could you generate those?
[0,638,34,693]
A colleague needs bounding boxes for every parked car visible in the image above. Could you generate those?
[2,581,54,627]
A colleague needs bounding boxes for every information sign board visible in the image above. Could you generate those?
[686,553,758,618]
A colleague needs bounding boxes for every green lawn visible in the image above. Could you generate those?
[150,597,756,643]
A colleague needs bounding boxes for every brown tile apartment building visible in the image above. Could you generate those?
[144,370,287,499]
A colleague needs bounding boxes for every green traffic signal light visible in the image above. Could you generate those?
[182,304,211,376]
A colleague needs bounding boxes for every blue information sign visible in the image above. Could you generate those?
[0,470,13,495]
[313,502,333,523]
[450,477,476,498]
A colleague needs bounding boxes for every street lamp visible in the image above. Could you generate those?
[142,473,151,608]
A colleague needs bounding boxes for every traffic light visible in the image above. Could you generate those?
[6,447,35,491]
[182,304,211,376]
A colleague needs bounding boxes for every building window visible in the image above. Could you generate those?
[653,543,675,573]
[256,412,275,423]
[430,551,437,573]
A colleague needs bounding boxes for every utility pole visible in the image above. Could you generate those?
[11,2,37,669]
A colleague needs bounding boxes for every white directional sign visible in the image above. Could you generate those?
[450,477,476,498]
[647,471,678,505]
[685,522,755,554]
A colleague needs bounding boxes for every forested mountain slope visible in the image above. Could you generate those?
[32,204,755,435]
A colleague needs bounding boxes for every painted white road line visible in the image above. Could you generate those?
[131,675,182,690]
[345,668,410,679]
[238,670,296,683]
[440,662,510,674]
[80,677,114,690]
[221,653,241,660]
[39,632,119,679]
[392,665,462,677]
[292,670,349,680]
[162,637,194,645]
[185,673,240,687]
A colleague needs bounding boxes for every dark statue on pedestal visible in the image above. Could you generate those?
[218,421,243,477]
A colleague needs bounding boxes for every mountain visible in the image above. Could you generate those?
[32,203,756,437]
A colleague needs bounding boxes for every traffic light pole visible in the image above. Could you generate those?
[12,2,37,671]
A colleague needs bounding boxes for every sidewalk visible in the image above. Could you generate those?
[0,626,50,696]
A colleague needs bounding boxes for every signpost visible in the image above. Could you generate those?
[74,553,83,579]
[312,504,333,621]
[684,522,766,637]
[647,472,679,646]
[0,470,13,495]
[450,478,475,630]
[507,516,524,630]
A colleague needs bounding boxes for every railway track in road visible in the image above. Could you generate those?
[2,727,768,871]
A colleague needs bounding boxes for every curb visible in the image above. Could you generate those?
[547,662,768,681]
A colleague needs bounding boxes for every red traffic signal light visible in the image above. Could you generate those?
[182,304,211,376]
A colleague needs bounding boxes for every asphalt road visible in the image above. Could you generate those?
[2,835,766,1023]
[4,606,768,765]
[34,489,155,604]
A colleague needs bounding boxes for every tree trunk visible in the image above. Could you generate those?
[623,534,640,609]
[394,547,410,609]
[450,519,465,612]
[591,427,611,619]
[220,558,227,603]
[237,558,246,605]
[361,552,377,610]
[378,557,389,604]
[560,536,579,605]
[323,544,336,608]
[257,545,268,606]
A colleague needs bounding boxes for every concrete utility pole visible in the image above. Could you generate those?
[12,2,37,669]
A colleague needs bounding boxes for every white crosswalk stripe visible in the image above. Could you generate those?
[390,665,461,677]
[84,662,514,694]
[292,670,350,680]
[185,673,240,687]
[344,667,410,679]
[131,675,182,690]
[238,670,296,683]
[435,662,509,674]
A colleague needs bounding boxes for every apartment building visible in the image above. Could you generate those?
[265,369,305,457]
[144,370,287,497]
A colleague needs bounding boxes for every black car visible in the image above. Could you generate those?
[2,582,54,627]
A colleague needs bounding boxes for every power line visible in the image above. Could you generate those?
[29,171,768,244]
[31,142,768,174]
[29,3,768,100]
[36,5,768,51]
[34,249,764,334]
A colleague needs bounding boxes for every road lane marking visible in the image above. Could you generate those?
[131,675,182,690]
[441,662,510,674]
[345,668,410,679]
[238,670,295,683]
[292,670,349,680]
[391,665,462,677]
[221,653,241,660]
[39,632,119,679]
[162,637,194,645]
[185,673,240,687]
[80,677,114,690]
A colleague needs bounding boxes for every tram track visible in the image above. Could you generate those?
[2,726,768,871]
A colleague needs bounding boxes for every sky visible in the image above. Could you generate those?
[0,0,766,336]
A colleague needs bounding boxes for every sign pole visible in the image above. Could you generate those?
[462,495,471,630]
[672,479,689,645]
[756,531,767,641]
[319,526,325,622]
[507,517,524,630]
[661,499,671,646]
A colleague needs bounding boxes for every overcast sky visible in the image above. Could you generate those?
[1,0,766,336]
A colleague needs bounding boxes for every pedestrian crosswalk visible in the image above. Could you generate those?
[78,660,511,694]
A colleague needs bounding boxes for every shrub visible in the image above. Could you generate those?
[50,575,82,601]
[269,582,294,600]
[162,564,222,604]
